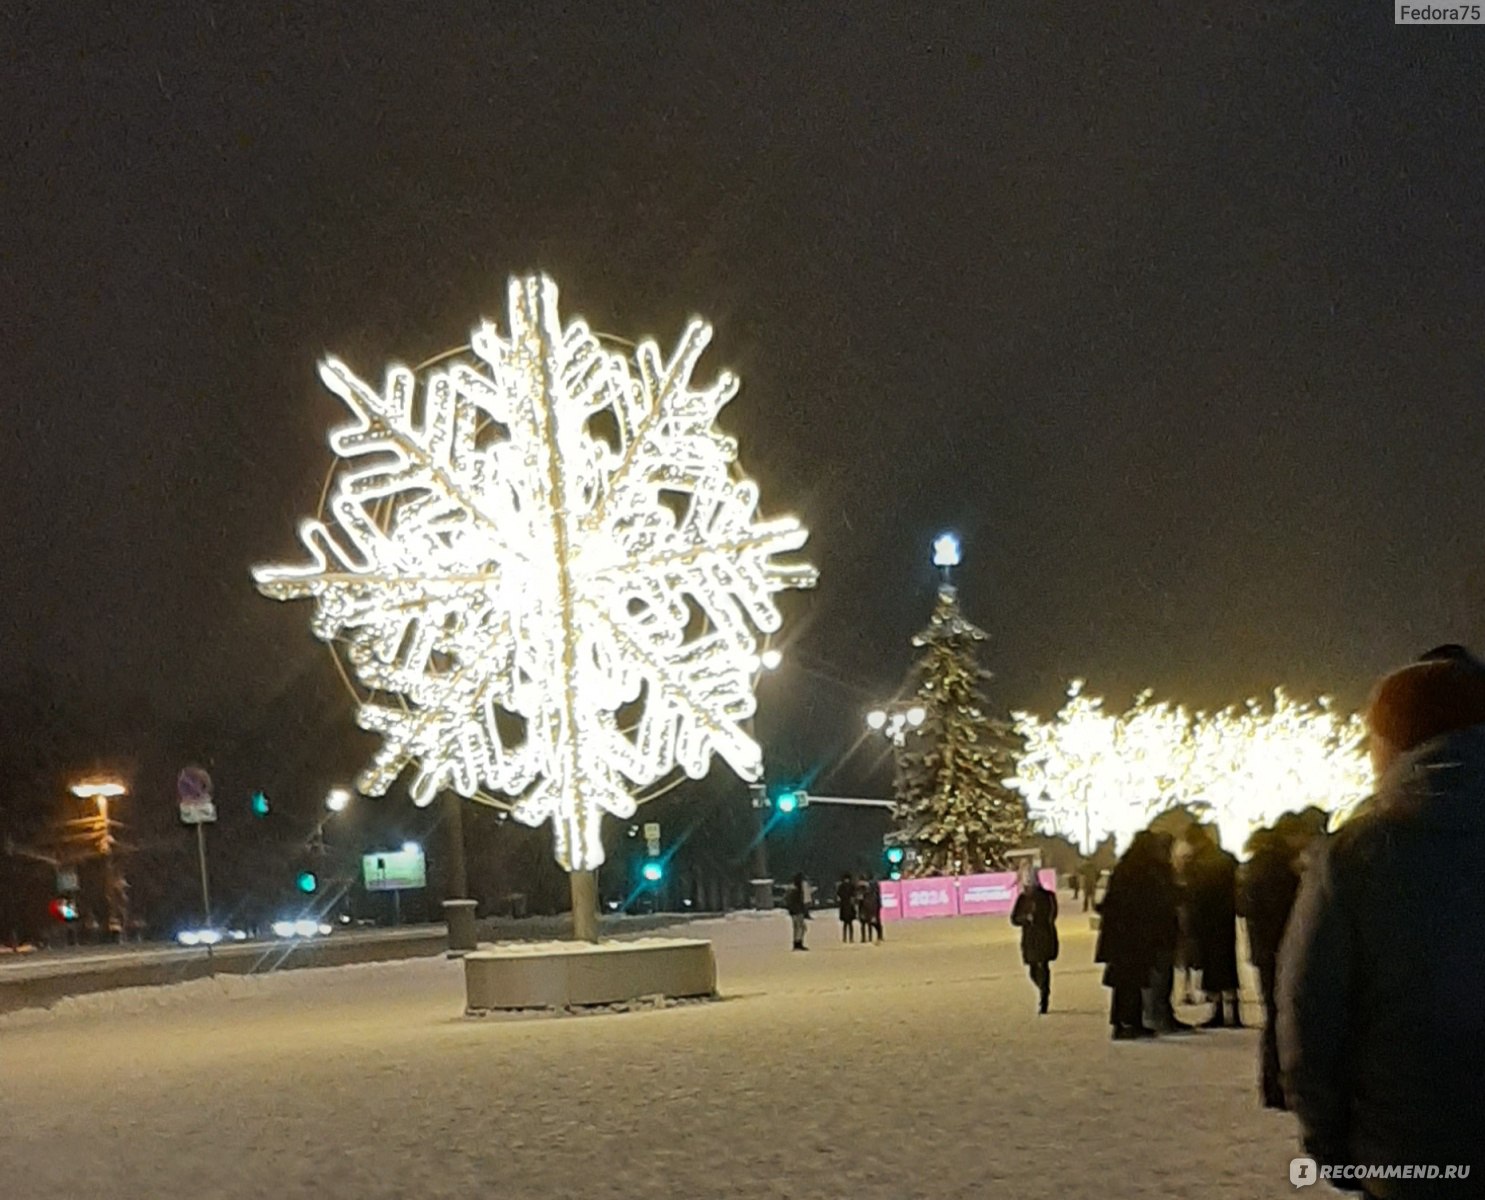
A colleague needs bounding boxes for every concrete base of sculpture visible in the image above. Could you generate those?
[463,937,717,1012]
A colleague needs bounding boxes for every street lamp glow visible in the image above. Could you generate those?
[906,705,927,727]
[931,532,961,569]
[866,709,888,731]
[71,779,125,799]
[760,648,783,671]
[325,787,351,813]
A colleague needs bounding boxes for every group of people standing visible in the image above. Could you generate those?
[1094,644,1485,1196]
[835,873,884,942]
[1094,821,1257,1039]
[781,872,884,950]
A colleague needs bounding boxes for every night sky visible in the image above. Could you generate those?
[6,4,1485,808]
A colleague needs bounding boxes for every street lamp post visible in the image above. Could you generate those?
[442,792,476,953]
[747,644,782,910]
[70,779,127,942]
[749,782,773,910]
[865,703,926,747]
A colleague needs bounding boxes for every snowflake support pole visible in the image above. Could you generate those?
[255,274,815,955]
[570,869,599,944]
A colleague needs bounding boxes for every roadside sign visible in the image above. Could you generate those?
[643,821,661,855]
[177,766,217,825]
[55,867,79,893]
[362,847,427,892]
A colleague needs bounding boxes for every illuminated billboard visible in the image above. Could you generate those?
[362,845,427,892]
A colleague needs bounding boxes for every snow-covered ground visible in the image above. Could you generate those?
[0,900,1323,1199]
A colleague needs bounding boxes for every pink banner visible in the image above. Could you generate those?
[877,880,903,922]
[881,870,1060,920]
[955,872,1020,915]
[899,877,957,919]
[956,869,1058,916]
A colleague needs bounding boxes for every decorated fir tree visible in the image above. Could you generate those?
[893,583,1028,875]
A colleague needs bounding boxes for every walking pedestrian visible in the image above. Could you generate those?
[784,873,810,951]
[1280,651,1485,1195]
[1096,831,1166,1039]
[1011,861,1059,1014]
[836,873,858,943]
[1184,823,1242,1027]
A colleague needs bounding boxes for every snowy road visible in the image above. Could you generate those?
[1,902,1318,1199]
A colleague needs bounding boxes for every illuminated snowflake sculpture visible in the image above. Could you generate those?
[254,275,815,870]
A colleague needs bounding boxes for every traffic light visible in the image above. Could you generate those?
[885,845,905,880]
[49,898,79,922]
[296,871,318,894]
[251,791,271,817]
[774,788,808,814]
[641,860,664,884]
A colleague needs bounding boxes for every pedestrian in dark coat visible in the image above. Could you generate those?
[1141,830,1191,1033]
[864,876,884,942]
[1095,831,1166,1039]
[1011,863,1059,1013]
[784,873,810,951]
[836,874,858,942]
[1280,654,1485,1195]
[1079,860,1100,912]
[1244,814,1318,1107]
[1184,823,1242,1027]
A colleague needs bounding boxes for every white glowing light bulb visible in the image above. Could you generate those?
[931,532,961,568]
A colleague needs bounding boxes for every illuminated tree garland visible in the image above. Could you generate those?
[255,275,816,871]
[1010,683,1369,855]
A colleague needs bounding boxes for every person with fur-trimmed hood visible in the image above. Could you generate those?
[1279,649,1485,1195]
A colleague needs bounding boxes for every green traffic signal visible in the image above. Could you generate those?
[885,846,906,865]
[251,791,270,817]
[776,791,799,814]
[296,871,317,894]
[641,860,664,883]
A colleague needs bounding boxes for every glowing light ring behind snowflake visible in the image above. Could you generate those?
[255,275,815,870]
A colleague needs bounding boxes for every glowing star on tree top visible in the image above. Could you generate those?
[254,275,816,871]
